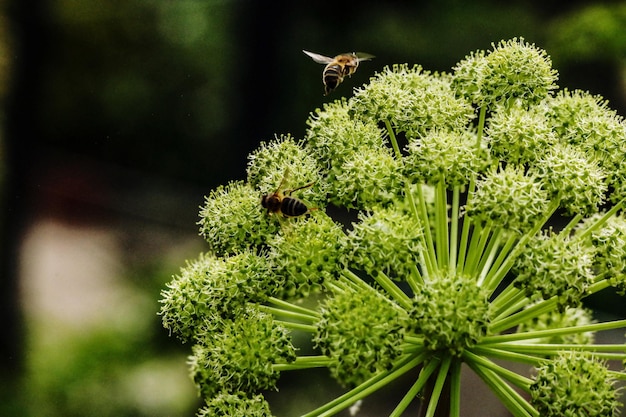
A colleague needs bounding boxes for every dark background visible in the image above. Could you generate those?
[1,1,625,415]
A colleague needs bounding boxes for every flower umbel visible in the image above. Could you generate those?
[160,38,626,416]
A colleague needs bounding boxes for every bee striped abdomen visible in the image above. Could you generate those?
[281,197,308,217]
[323,64,343,95]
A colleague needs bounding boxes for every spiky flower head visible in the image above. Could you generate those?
[189,306,296,399]
[314,287,405,387]
[530,353,621,417]
[453,37,558,109]
[198,392,274,417]
[410,273,491,357]
[466,165,549,233]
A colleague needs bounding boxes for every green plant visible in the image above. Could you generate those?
[160,38,626,416]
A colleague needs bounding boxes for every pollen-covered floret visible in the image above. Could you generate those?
[351,64,474,138]
[314,287,405,387]
[268,214,347,299]
[198,392,274,417]
[465,165,549,233]
[305,98,386,170]
[486,103,556,165]
[530,143,607,216]
[530,353,621,417]
[405,128,490,186]
[159,252,276,342]
[546,89,626,203]
[513,231,595,309]
[347,204,422,280]
[331,145,404,209]
[410,273,491,356]
[457,37,559,109]
[580,213,626,295]
[199,181,279,255]
[189,306,296,399]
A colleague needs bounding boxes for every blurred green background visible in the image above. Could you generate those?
[0,0,624,416]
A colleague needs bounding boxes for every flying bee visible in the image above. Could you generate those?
[261,172,315,218]
[303,50,375,95]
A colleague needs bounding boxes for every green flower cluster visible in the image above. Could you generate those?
[160,38,626,416]
[530,353,621,416]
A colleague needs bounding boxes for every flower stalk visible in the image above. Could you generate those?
[160,37,626,416]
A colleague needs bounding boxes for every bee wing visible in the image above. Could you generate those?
[354,52,375,62]
[303,50,335,64]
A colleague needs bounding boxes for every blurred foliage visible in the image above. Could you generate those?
[547,3,626,63]
[22,259,199,417]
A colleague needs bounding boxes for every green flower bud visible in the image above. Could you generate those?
[269,214,346,299]
[513,231,595,309]
[189,306,296,399]
[198,392,274,417]
[466,165,549,233]
[199,181,279,255]
[347,204,422,280]
[530,143,607,216]
[351,64,474,137]
[486,103,556,164]
[410,273,491,357]
[451,49,488,104]
[546,89,626,203]
[305,98,386,171]
[160,252,275,342]
[530,353,621,417]
[405,128,490,186]
[581,213,626,295]
[314,287,405,387]
[331,145,404,209]
[460,37,559,109]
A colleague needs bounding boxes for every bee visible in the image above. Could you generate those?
[303,50,375,95]
[261,172,315,217]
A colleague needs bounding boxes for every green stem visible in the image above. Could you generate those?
[457,178,476,273]
[385,119,403,159]
[390,358,441,417]
[259,305,318,323]
[371,270,413,309]
[435,178,450,270]
[449,359,462,417]
[384,118,435,277]
[449,186,461,274]
[464,222,491,276]
[486,318,626,344]
[274,320,317,333]
[424,356,452,417]
[340,270,409,314]
[574,197,625,242]
[267,296,321,318]
[477,228,504,286]
[467,360,538,417]
[475,106,487,152]
[272,355,331,371]
[470,346,543,366]
[484,198,561,296]
[489,297,558,334]
[486,343,626,360]
[416,182,438,276]
[463,350,533,391]
[301,352,427,417]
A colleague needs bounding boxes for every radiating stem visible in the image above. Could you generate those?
[449,186,460,274]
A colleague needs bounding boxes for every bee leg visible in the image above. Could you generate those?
[284,182,315,196]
